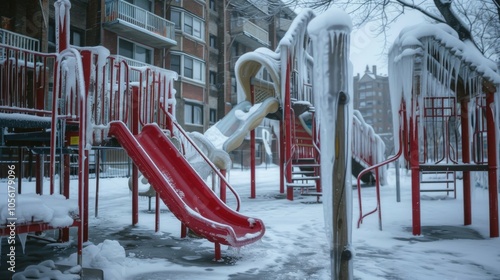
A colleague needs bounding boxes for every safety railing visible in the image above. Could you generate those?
[351,110,386,179]
[420,96,459,164]
[231,17,269,46]
[104,0,175,41]
[0,29,39,63]
[357,107,404,230]
[0,44,56,115]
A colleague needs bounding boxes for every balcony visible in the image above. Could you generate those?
[103,0,176,48]
[231,18,270,49]
[0,28,39,63]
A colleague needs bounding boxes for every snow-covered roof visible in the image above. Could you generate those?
[390,23,500,85]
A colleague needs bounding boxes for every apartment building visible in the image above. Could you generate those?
[353,65,394,155]
[1,0,295,134]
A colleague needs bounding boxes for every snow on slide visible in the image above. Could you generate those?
[205,97,279,152]
[108,121,265,247]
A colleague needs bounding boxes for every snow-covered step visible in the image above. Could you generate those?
[420,178,455,184]
[286,182,316,188]
[292,170,315,175]
[300,192,322,197]
[420,189,455,192]
[292,176,320,181]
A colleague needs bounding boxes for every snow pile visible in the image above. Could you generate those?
[57,240,127,279]
[12,260,80,280]
[0,194,78,228]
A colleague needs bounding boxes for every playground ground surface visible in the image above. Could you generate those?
[2,164,500,280]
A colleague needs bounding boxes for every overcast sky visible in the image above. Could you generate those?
[349,9,426,76]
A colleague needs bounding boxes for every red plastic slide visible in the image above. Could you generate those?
[108,121,265,247]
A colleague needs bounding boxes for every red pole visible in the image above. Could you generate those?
[214,243,221,261]
[485,93,498,237]
[95,150,100,218]
[155,192,160,232]
[55,0,70,53]
[81,50,92,243]
[410,111,421,235]
[279,123,285,194]
[460,99,471,225]
[131,86,140,225]
[35,154,43,194]
[284,55,293,201]
[220,169,227,202]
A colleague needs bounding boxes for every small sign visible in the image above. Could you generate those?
[70,136,79,146]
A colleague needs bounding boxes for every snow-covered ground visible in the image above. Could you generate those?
[4,164,500,279]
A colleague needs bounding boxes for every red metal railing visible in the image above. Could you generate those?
[357,107,404,230]
[351,110,387,182]
[0,44,56,115]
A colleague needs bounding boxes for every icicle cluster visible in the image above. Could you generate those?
[389,23,500,185]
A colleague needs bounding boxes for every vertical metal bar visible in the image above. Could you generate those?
[284,54,293,201]
[410,112,421,235]
[95,149,100,218]
[460,99,471,225]
[131,86,140,225]
[250,85,256,199]
[220,169,227,202]
[485,93,498,237]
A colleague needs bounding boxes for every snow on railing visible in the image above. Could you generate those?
[352,110,386,180]
[0,29,39,63]
[104,0,175,42]
[0,44,56,114]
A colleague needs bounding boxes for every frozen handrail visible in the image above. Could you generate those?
[357,108,405,230]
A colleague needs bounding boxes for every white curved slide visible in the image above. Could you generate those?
[204,97,280,153]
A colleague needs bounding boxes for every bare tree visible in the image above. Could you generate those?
[284,0,500,61]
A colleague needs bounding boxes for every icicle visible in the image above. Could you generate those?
[18,233,28,254]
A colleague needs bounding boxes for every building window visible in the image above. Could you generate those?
[231,77,237,95]
[209,108,217,124]
[209,71,217,86]
[171,10,181,29]
[170,54,181,74]
[118,38,152,64]
[185,102,203,125]
[170,53,205,83]
[209,35,217,49]
[209,0,216,11]
[171,9,205,40]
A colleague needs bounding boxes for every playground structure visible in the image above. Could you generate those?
[0,2,383,278]
[357,23,500,238]
[233,10,386,203]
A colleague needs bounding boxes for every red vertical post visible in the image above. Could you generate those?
[18,148,23,193]
[284,55,293,201]
[485,93,498,237]
[55,0,70,53]
[460,99,472,225]
[279,123,285,194]
[220,169,227,202]
[410,111,421,235]
[59,153,71,242]
[35,154,43,194]
[131,86,140,225]
[95,150,100,218]
[214,243,221,261]
[81,50,92,243]
[155,193,160,232]
[250,85,256,198]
